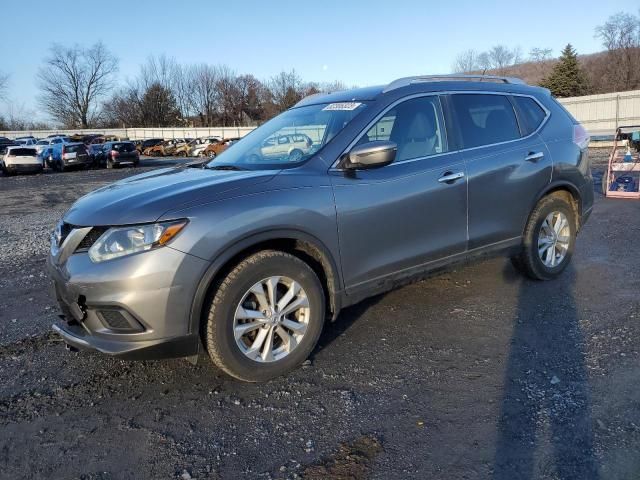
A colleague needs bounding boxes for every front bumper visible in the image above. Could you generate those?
[52,323,199,360]
[48,237,209,360]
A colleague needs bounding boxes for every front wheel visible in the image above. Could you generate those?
[511,194,576,280]
[205,250,325,382]
[288,149,303,162]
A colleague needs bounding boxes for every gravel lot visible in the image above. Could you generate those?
[0,150,639,479]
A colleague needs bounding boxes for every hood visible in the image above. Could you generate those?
[64,166,277,226]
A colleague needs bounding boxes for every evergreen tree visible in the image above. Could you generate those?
[540,44,589,97]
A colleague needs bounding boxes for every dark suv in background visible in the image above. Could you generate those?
[49,75,593,382]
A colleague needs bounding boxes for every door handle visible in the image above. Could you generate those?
[525,151,544,162]
[438,171,465,183]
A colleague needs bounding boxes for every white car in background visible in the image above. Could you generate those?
[190,136,223,157]
[34,136,70,155]
[16,137,37,146]
[1,146,43,175]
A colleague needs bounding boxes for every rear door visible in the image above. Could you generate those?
[448,93,552,249]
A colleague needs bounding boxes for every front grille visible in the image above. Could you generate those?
[75,227,108,251]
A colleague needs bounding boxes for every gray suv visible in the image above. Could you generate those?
[48,75,594,381]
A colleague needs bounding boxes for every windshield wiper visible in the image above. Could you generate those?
[204,164,247,171]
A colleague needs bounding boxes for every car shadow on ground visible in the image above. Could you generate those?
[312,294,385,357]
[493,264,600,479]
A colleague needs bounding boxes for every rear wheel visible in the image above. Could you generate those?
[205,250,325,382]
[511,194,576,280]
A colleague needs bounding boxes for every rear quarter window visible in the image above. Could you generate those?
[451,94,520,149]
[514,96,547,135]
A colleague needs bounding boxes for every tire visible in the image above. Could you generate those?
[289,149,303,162]
[205,250,325,382]
[511,194,576,280]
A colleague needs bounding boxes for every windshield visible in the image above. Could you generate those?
[206,102,367,170]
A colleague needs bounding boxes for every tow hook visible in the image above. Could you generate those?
[65,343,79,353]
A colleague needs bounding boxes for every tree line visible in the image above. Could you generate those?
[1,51,346,130]
[452,10,640,98]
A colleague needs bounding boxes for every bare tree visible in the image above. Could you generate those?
[529,47,553,62]
[268,70,304,114]
[452,49,479,73]
[187,64,219,126]
[102,86,142,127]
[231,74,264,125]
[139,83,180,127]
[0,72,8,100]
[488,45,516,74]
[37,42,118,128]
[595,11,640,91]
[512,46,524,65]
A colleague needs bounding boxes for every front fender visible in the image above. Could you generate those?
[186,228,343,335]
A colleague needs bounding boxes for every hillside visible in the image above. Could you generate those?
[471,48,640,94]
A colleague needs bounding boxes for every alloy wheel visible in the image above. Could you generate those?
[538,211,570,267]
[233,276,310,363]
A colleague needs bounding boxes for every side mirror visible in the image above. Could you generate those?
[344,141,397,170]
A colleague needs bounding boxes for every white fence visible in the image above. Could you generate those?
[558,90,640,135]
[0,126,257,140]
[3,89,640,140]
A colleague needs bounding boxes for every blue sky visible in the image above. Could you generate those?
[1,0,637,120]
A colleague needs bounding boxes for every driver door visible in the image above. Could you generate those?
[330,95,468,294]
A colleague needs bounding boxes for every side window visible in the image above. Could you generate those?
[362,96,447,162]
[514,96,547,135]
[277,136,289,145]
[451,94,520,149]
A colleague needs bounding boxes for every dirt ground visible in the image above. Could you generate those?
[0,151,638,479]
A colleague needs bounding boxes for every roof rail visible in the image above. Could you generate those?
[383,74,526,92]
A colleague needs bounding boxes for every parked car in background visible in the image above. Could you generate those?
[0,137,18,155]
[174,140,194,157]
[103,141,139,168]
[137,138,163,154]
[35,136,70,153]
[88,144,106,167]
[202,137,238,158]
[190,137,223,157]
[144,139,177,157]
[1,146,42,175]
[49,142,91,171]
[257,133,313,161]
[15,136,37,146]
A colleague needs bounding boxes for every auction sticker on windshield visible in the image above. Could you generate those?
[322,102,362,111]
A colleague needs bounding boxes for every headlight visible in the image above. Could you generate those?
[88,220,188,263]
